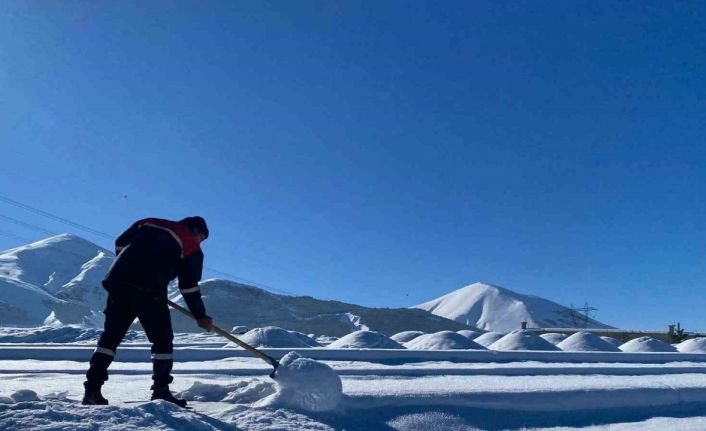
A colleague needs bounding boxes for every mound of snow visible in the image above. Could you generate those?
[489,330,560,351]
[327,330,403,349]
[413,282,612,332]
[0,398,231,429]
[405,331,486,350]
[540,332,568,345]
[676,337,706,353]
[557,332,621,352]
[390,331,425,343]
[258,351,342,412]
[235,326,319,348]
[473,331,506,347]
[620,336,678,353]
[600,336,622,347]
[457,329,484,340]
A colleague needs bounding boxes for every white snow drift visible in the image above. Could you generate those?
[390,330,425,343]
[557,332,621,352]
[489,330,560,351]
[619,336,677,353]
[404,331,486,350]
[677,338,706,353]
[235,326,320,348]
[326,330,403,349]
[540,332,568,345]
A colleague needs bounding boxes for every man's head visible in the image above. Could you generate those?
[180,216,209,243]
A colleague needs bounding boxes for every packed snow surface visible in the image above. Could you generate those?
[557,332,621,352]
[404,330,486,350]
[258,351,342,412]
[473,331,506,347]
[413,282,612,332]
[234,326,320,348]
[620,336,678,353]
[540,332,568,345]
[0,398,232,430]
[490,330,560,351]
[326,330,403,349]
[390,330,425,343]
[177,379,276,403]
[677,338,706,353]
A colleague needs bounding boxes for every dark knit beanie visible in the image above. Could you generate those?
[180,216,209,239]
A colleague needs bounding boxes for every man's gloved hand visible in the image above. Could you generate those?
[196,316,213,332]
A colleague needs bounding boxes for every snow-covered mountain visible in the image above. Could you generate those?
[0,234,470,335]
[413,282,612,332]
[0,234,111,294]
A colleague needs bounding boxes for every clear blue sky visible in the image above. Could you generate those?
[1,1,704,330]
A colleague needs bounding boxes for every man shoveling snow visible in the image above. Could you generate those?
[84,217,213,407]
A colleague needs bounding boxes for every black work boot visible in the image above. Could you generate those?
[151,386,187,408]
[82,382,109,405]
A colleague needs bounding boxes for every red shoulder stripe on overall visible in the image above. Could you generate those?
[138,218,201,257]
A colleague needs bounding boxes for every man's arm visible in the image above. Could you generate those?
[177,250,210,327]
[114,221,141,255]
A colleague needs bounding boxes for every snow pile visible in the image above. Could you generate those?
[413,282,612,332]
[315,335,338,346]
[390,330,425,343]
[0,390,39,404]
[473,331,506,347]
[404,331,486,350]
[0,398,231,430]
[677,337,706,353]
[601,336,622,347]
[540,332,568,345]
[258,351,343,412]
[233,326,320,348]
[456,329,484,340]
[327,330,404,349]
[177,379,276,404]
[557,332,621,352]
[489,330,560,351]
[619,336,678,353]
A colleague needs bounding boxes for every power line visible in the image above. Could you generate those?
[0,213,58,237]
[0,194,114,239]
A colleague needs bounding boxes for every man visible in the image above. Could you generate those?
[83,216,213,407]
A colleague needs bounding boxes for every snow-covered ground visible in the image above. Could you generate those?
[3,339,706,430]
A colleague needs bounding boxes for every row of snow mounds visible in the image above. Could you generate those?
[537,331,688,353]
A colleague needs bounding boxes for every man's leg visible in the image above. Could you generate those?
[135,295,175,390]
[85,293,136,395]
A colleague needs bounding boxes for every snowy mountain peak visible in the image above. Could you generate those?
[0,233,111,295]
[413,282,612,332]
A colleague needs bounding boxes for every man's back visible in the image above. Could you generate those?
[104,218,202,294]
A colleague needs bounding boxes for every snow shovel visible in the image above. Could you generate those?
[167,299,280,378]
